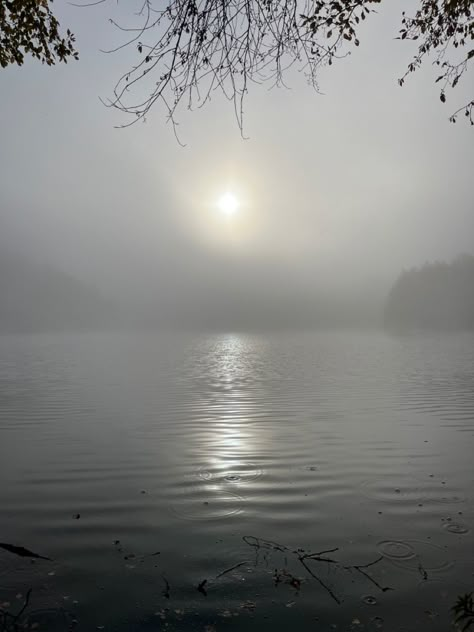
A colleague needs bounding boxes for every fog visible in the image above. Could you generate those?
[1,1,473,332]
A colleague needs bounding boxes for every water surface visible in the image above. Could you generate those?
[0,331,473,630]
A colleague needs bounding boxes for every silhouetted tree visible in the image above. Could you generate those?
[1,1,473,131]
[0,0,78,67]
[385,254,474,331]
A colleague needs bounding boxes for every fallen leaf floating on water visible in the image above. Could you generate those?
[0,542,51,560]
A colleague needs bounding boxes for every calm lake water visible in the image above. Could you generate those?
[0,331,473,631]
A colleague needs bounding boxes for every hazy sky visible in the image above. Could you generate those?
[1,0,473,324]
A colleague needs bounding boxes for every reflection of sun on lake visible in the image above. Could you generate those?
[199,334,261,476]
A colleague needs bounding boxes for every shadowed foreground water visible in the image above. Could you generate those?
[0,331,473,631]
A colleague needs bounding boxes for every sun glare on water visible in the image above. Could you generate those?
[217,192,239,216]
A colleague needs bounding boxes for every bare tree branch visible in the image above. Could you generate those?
[2,1,473,132]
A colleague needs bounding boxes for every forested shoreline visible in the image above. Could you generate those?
[385,255,474,331]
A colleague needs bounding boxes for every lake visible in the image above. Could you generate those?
[0,331,473,631]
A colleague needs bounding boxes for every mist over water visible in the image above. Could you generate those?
[0,331,473,630]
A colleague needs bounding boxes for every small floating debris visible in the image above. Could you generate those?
[425,609,439,619]
[418,561,428,581]
[444,523,469,535]
[162,577,170,599]
[197,579,207,596]
[273,568,302,590]
[363,595,377,605]
[198,462,263,484]
[154,609,168,620]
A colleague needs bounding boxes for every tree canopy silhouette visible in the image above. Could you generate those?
[0,0,78,68]
[385,255,474,331]
[1,1,473,130]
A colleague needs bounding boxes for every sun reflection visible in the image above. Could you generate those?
[196,334,263,486]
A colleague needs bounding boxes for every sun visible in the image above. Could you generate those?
[217,192,239,216]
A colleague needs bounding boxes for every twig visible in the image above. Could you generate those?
[243,535,342,604]
[215,561,248,579]
[343,557,392,593]
[0,588,32,632]
[297,556,341,604]
[417,559,428,581]
[162,576,170,599]
[11,589,32,627]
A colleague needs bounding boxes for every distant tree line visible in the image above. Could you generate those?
[0,251,113,332]
[385,254,474,331]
